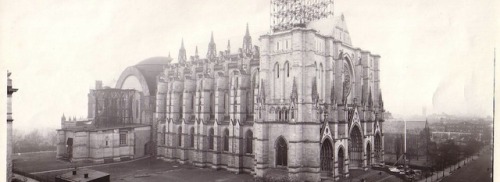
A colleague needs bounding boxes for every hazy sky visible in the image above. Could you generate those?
[1,0,498,131]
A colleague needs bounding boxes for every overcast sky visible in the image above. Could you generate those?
[1,0,498,132]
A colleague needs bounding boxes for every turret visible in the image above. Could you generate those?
[178,39,187,64]
[207,32,217,60]
[61,114,66,122]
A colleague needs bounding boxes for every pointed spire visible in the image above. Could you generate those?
[227,40,231,54]
[242,23,253,55]
[178,39,187,64]
[61,113,66,121]
[207,32,217,60]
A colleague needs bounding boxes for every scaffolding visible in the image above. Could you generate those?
[271,0,334,32]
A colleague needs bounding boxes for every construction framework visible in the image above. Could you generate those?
[270,0,334,32]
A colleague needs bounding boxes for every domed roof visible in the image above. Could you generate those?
[136,56,171,66]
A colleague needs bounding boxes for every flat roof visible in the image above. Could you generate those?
[56,168,109,181]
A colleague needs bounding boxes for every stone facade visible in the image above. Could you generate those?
[56,86,152,163]
[154,15,385,181]
[7,71,18,182]
[56,125,150,163]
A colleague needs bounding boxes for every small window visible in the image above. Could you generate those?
[119,133,127,145]
[277,42,280,50]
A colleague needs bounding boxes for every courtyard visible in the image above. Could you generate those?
[13,151,254,182]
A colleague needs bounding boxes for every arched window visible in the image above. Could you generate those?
[276,137,287,166]
[163,126,166,145]
[291,108,294,119]
[208,128,214,150]
[190,127,195,148]
[191,94,195,115]
[210,92,215,119]
[135,100,139,119]
[178,126,182,147]
[278,110,282,121]
[320,139,333,172]
[284,109,288,121]
[284,61,290,77]
[223,129,229,151]
[179,93,183,119]
[246,130,253,154]
[275,63,280,78]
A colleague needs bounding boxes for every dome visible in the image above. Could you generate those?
[135,56,171,66]
[116,56,171,96]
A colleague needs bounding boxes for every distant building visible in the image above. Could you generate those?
[7,71,18,182]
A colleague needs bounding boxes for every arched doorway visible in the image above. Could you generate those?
[366,143,372,166]
[338,147,345,177]
[349,125,363,168]
[276,137,288,167]
[374,133,382,163]
[320,139,333,175]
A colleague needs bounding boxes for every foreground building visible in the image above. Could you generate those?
[57,1,385,181]
[7,71,18,182]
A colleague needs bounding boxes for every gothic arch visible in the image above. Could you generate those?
[320,138,334,173]
[366,141,372,166]
[349,125,363,168]
[337,145,346,176]
[245,130,253,154]
[275,136,288,167]
[374,132,382,163]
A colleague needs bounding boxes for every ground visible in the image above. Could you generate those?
[13,152,253,182]
[440,147,493,182]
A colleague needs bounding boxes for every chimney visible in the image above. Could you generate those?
[95,80,103,90]
[84,173,89,178]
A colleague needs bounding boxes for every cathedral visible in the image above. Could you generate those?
[57,1,385,181]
